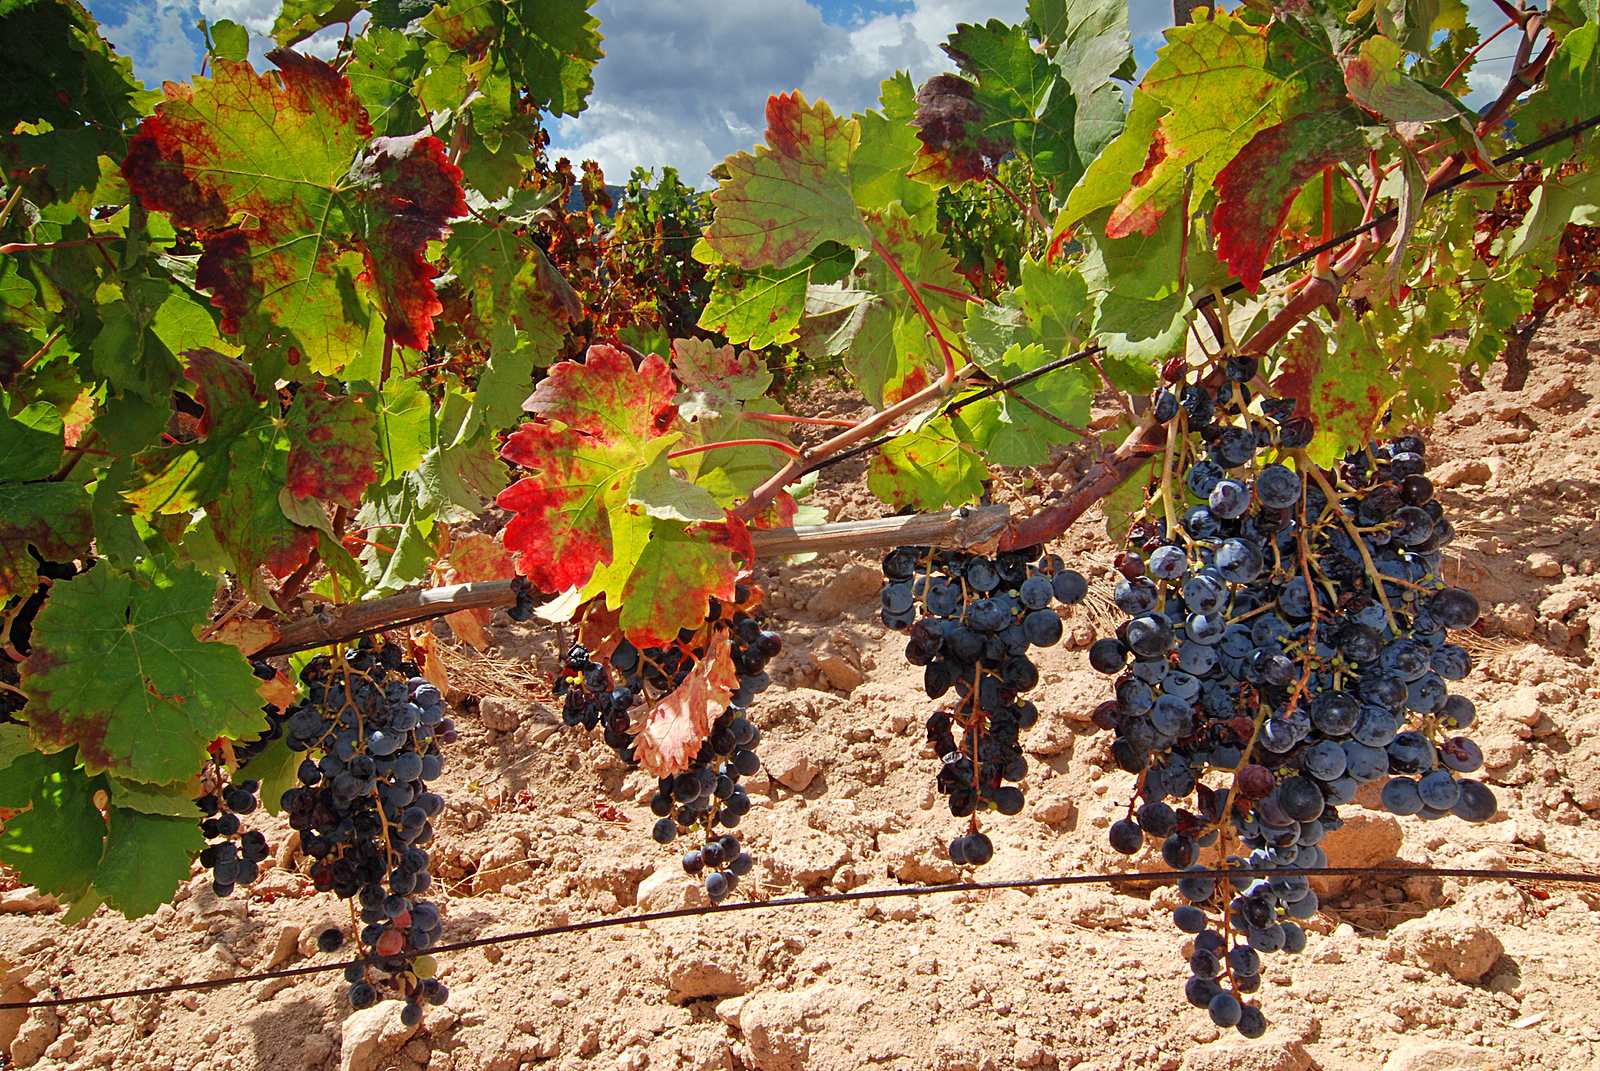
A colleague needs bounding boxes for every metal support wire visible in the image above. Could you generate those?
[2,863,1594,1012]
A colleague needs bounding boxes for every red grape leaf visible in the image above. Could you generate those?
[634,631,740,778]
[671,337,772,418]
[1270,320,1397,467]
[1212,109,1367,294]
[497,345,681,593]
[439,531,516,650]
[910,73,1007,185]
[705,92,872,271]
[523,344,678,448]
[616,515,752,648]
[283,387,382,510]
[121,52,465,373]
[1099,11,1344,241]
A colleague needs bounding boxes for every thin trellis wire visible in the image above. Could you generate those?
[1,863,1595,1012]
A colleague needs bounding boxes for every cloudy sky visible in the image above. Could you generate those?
[86,0,1522,187]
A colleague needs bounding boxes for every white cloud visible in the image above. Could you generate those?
[95,0,203,88]
[548,0,1028,187]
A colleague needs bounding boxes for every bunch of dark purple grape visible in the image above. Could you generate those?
[196,777,266,896]
[275,639,451,1024]
[555,643,640,761]
[551,592,776,903]
[882,545,1087,866]
[1087,366,1492,1037]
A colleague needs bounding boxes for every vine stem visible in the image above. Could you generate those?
[732,231,975,521]
[1002,389,1094,439]
[668,437,802,461]
[1300,459,1400,632]
[0,179,30,231]
[0,235,119,255]
[1444,18,1517,90]
[1316,167,1334,276]
[19,329,63,374]
[871,234,958,383]
[919,281,985,305]
[379,335,394,389]
[731,365,973,522]
[739,413,862,428]
[1159,409,1184,536]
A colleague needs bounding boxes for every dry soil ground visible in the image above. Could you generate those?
[4,312,1600,1071]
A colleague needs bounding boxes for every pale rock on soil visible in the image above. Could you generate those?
[5,313,1600,1070]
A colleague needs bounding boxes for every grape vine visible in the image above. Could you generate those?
[0,0,1596,1035]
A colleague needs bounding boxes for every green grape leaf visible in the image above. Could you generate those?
[868,416,989,510]
[498,345,680,593]
[1101,452,1154,544]
[0,0,149,202]
[628,452,725,523]
[1019,258,1093,357]
[443,217,581,422]
[1213,108,1369,292]
[207,19,251,62]
[375,376,434,484]
[697,262,811,349]
[1515,22,1600,167]
[851,72,938,221]
[271,0,368,46]
[121,53,466,374]
[835,204,969,409]
[1506,169,1600,264]
[106,776,196,817]
[1343,34,1462,121]
[1057,86,1165,242]
[354,482,435,595]
[422,0,604,118]
[962,291,1029,366]
[963,342,1093,467]
[243,733,302,817]
[283,387,383,510]
[19,558,269,784]
[95,807,204,918]
[1080,206,1187,358]
[347,25,428,137]
[127,350,317,582]
[674,406,796,512]
[613,517,751,647]
[0,403,93,600]
[0,749,109,905]
[92,274,184,404]
[1096,11,1343,241]
[1041,0,1132,166]
[415,430,507,523]
[0,402,68,481]
[0,721,31,774]
[1271,320,1397,466]
[0,482,94,601]
[912,20,1079,187]
[705,92,872,270]
[210,431,322,583]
